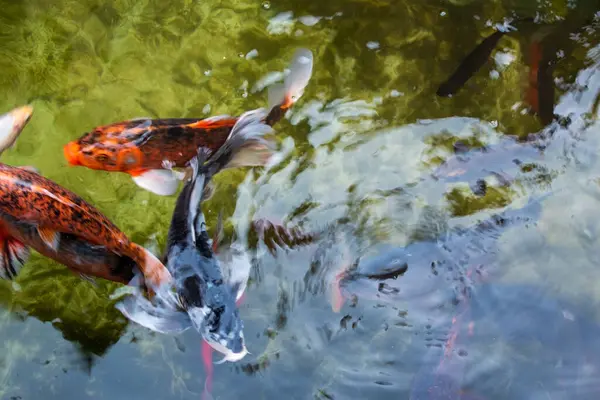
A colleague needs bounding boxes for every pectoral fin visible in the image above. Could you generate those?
[38,227,60,250]
[130,169,181,196]
[0,235,30,280]
[115,291,192,335]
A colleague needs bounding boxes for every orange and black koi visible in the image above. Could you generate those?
[0,163,171,288]
[63,49,314,196]
[0,211,136,285]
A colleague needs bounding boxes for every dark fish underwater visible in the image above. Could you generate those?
[436,13,596,126]
[63,48,314,196]
[330,192,549,312]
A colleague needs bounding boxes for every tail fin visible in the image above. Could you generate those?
[114,271,192,335]
[132,245,173,288]
[0,235,30,280]
[181,113,276,245]
[0,105,33,155]
[268,48,314,111]
[206,108,276,172]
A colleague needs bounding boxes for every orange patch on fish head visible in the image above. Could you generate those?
[64,141,82,166]
[70,141,122,172]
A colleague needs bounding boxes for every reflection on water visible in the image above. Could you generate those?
[1,0,600,399]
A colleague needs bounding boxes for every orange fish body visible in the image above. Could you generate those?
[0,164,170,287]
[63,48,314,196]
[64,116,238,174]
[0,211,136,284]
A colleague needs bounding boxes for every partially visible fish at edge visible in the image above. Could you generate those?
[0,164,171,290]
[0,105,33,156]
[0,212,137,285]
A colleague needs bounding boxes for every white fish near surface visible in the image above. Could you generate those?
[0,105,33,155]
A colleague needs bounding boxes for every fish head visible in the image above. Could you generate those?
[64,137,144,172]
[186,288,247,363]
[201,304,247,363]
[64,120,150,172]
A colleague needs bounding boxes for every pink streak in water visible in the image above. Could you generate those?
[201,340,214,400]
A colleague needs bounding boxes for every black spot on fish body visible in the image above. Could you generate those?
[195,230,213,258]
[340,315,352,330]
[72,210,84,221]
[378,282,400,295]
[365,262,408,280]
[207,306,224,333]
[181,276,204,308]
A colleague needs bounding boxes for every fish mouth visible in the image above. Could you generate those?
[63,142,81,166]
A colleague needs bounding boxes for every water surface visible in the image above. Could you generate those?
[1,0,600,399]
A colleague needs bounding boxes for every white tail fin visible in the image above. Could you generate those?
[216,108,276,169]
[114,272,192,335]
[268,48,314,110]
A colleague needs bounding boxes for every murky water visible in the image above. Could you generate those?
[1,0,600,399]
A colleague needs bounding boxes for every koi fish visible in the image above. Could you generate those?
[116,109,276,365]
[250,218,318,255]
[331,192,550,312]
[0,160,171,289]
[63,48,314,196]
[409,260,486,400]
[436,18,536,98]
[0,211,137,284]
[437,30,508,97]
[430,136,544,195]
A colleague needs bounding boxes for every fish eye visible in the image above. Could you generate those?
[95,154,110,163]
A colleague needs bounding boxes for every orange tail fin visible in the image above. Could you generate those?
[132,244,172,287]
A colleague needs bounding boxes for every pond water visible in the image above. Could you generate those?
[1,0,600,399]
